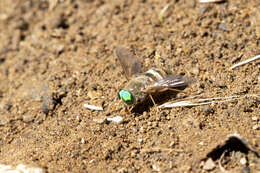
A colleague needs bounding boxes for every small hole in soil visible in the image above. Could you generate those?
[41,25,46,30]
[20,34,26,41]
[57,18,69,29]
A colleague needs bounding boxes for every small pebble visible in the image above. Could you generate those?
[81,138,85,144]
[252,125,259,130]
[202,105,214,115]
[76,115,81,120]
[55,44,64,54]
[138,138,143,143]
[252,116,258,121]
[152,164,160,172]
[219,23,228,31]
[240,157,247,165]
[191,67,199,75]
[106,116,123,123]
[4,104,11,111]
[89,159,94,164]
[203,158,216,171]
[23,115,35,123]
[87,90,95,99]
[0,116,9,125]
[169,141,175,147]
[84,104,103,111]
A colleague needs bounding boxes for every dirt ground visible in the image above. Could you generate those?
[0,0,259,172]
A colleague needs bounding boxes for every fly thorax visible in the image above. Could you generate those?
[124,75,150,104]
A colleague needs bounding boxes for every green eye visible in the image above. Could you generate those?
[118,90,134,105]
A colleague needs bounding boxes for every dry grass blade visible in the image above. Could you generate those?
[230,54,260,69]
[158,94,259,108]
[159,4,170,22]
[141,147,183,154]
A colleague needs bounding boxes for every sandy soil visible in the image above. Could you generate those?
[0,0,259,172]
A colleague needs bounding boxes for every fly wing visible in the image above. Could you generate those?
[114,46,142,79]
[143,74,195,93]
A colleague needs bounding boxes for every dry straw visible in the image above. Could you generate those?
[230,54,260,69]
[158,94,259,108]
[159,4,170,22]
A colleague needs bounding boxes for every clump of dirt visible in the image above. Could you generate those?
[0,0,259,172]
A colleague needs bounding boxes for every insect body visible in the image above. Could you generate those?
[115,46,193,106]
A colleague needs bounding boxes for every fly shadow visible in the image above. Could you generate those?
[131,86,188,114]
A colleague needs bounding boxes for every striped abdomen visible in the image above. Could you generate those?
[144,68,169,82]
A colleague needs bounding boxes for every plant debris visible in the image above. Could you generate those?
[230,54,260,69]
[158,94,259,108]
[83,104,103,111]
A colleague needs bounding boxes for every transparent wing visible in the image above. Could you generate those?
[114,46,142,79]
[143,74,195,93]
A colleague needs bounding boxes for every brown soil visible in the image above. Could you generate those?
[0,0,259,172]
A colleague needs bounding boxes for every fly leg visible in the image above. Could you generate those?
[149,94,156,106]
[167,88,182,92]
[149,94,159,112]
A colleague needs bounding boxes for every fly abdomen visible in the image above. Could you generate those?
[144,68,168,82]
